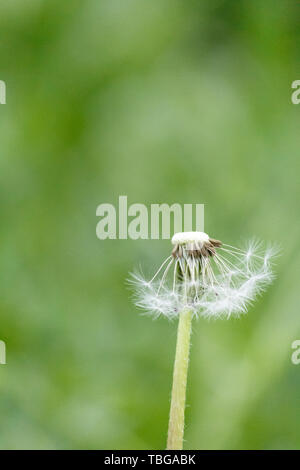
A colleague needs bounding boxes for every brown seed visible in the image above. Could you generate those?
[209,238,222,248]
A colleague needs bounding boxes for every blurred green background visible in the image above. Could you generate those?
[0,0,300,450]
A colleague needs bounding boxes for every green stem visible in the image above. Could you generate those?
[167,309,193,450]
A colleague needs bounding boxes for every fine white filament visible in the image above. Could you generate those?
[130,234,276,320]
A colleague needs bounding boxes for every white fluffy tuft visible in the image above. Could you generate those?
[129,239,276,320]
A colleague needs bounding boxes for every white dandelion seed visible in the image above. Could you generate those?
[129,231,278,450]
[130,231,276,320]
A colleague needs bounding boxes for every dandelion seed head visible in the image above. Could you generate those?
[130,231,276,320]
[171,231,210,246]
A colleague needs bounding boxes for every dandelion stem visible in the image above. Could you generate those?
[167,308,193,450]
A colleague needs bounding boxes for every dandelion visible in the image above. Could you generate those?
[130,231,276,449]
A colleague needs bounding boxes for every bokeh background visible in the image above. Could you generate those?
[0,0,300,450]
